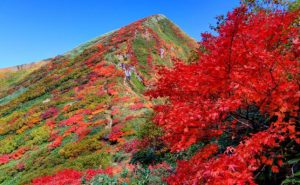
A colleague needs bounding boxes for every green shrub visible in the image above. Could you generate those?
[27,125,51,146]
[88,174,118,185]
[0,136,18,154]
[59,138,103,158]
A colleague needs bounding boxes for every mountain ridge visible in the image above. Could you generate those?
[0,14,193,70]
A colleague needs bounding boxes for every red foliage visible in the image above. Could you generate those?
[124,115,135,122]
[147,53,153,67]
[166,144,218,184]
[10,147,29,160]
[148,7,299,184]
[84,46,106,68]
[8,116,18,125]
[76,126,91,141]
[112,96,131,103]
[129,103,144,110]
[48,129,59,142]
[0,155,10,165]
[93,63,123,78]
[16,162,25,171]
[46,120,56,129]
[32,169,82,185]
[107,86,118,96]
[41,107,58,120]
[123,139,142,153]
[84,168,113,181]
[32,168,113,185]
[49,135,63,149]
[149,162,172,176]
[111,107,120,116]
[108,125,124,142]
[147,26,165,51]
[60,114,84,126]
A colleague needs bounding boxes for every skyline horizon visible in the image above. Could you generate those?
[0,1,239,68]
[0,13,194,69]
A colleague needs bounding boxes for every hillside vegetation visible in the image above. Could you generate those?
[0,15,196,185]
[0,1,299,184]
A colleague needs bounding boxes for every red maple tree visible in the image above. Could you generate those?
[148,7,299,184]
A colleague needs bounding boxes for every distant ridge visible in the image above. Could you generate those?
[0,60,49,73]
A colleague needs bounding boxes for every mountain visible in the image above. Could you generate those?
[0,60,49,99]
[0,14,197,184]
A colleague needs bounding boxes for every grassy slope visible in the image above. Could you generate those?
[0,15,196,185]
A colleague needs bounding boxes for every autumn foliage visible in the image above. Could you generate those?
[31,168,113,185]
[0,3,298,184]
[0,13,197,184]
[148,7,299,184]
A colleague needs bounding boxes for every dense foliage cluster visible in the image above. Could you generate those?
[149,6,299,185]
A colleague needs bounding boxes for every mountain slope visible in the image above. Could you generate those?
[0,60,49,100]
[0,14,197,185]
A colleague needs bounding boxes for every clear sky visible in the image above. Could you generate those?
[0,0,240,68]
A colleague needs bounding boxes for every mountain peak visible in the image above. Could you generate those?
[145,14,168,21]
[66,14,197,61]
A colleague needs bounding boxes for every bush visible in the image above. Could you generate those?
[88,174,118,185]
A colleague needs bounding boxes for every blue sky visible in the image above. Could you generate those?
[0,0,240,68]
